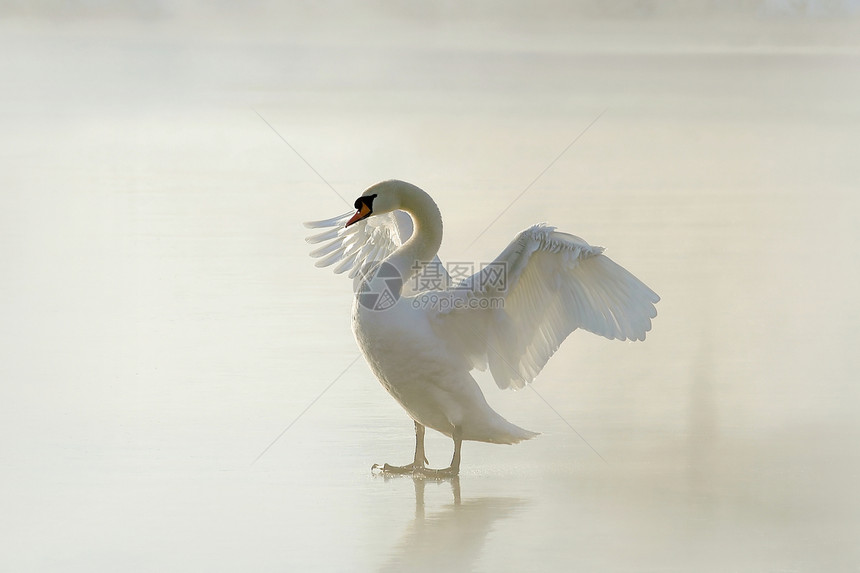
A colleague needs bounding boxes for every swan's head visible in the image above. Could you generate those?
[345,180,404,227]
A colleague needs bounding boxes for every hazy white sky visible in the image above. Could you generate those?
[2,0,860,20]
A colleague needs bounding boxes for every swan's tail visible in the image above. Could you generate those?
[466,412,539,445]
[490,420,540,445]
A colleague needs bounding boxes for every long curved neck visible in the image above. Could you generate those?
[385,183,443,284]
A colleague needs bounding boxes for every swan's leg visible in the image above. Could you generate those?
[414,421,427,467]
[419,427,462,477]
[450,430,462,472]
[372,421,427,473]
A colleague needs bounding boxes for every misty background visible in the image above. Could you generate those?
[1,1,859,571]
[4,0,860,19]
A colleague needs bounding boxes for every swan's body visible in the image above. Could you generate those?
[305,180,659,474]
[354,295,537,444]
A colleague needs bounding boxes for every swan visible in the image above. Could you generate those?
[305,180,659,475]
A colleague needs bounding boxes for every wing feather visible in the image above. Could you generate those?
[305,209,450,292]
[305,211,408,277]
[434,224,659,390]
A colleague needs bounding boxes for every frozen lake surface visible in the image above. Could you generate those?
[1,9,859,571]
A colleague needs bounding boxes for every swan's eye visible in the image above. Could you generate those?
[354,194,378,212]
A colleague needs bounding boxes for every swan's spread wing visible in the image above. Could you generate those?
[304,210,412,279]
[434,224,659,390]
[304,210,448,294]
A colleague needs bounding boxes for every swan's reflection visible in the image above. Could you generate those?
[378,475,525,572]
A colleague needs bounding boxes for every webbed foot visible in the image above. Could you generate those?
[372,462,422,474]
[414,465,459,478]
[371,461,458,477]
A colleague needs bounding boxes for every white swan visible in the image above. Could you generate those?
[305,180,659,475]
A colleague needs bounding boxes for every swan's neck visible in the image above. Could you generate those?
[386,184,443,284]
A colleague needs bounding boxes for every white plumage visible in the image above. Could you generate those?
[305,180,659,475]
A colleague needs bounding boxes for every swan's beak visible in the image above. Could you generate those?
[346,203,371,227]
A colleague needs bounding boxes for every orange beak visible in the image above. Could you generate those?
[346,203,371,227]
